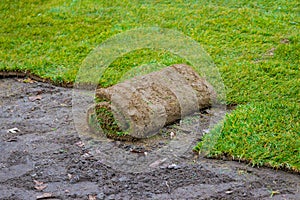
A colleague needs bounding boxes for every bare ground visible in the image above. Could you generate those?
[0,78,299,200]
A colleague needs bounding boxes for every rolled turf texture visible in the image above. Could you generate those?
[87,64,216,139]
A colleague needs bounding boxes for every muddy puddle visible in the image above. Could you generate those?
[0,78,299,199]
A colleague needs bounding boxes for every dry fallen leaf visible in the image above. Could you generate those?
[167,163,181,169]
[225,190,233,194]
[270,190,280,197]
[23,78,35,84]
[67,173,73,179]
[88,194,97,200]
[265,47,276,57]
[203,129,210,134]
[149,158,167,168]
[82,152,91,158]
[29,95,42,102]
[34,180,47,191]
[7,127,20,134]
[75,141,85,147]
[36,193,52,199]
[34,184,47,191]
[280,38,290,44]
[170,132,175,139]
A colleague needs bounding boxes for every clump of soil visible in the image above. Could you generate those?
[0,78,299,200]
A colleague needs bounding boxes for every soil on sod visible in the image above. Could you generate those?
[91,64,214,139]
[0,78,299,199]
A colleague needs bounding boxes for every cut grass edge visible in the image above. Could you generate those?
[194,100,300,173]
[0,70,73,88]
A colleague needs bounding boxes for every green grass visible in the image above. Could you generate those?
[195,101,299,172]
[93,105,127,137]
[1,0,299,172]
[98,49,187,87]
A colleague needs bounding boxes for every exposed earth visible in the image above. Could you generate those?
[0,78,299,200]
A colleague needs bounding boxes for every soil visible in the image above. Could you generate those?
[0,78,299,200]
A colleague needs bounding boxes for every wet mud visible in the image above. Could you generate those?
[0,78,299,200]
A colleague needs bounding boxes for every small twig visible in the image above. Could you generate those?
[165,181,171,193]
[172,125,191,133]
[5,137,18,142]
[130,148,145,154]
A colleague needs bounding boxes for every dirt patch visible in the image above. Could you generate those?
[0,78,299,199]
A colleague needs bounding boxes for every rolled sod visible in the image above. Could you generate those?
[87,64,216,139]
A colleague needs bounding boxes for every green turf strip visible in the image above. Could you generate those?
[1,0,299,171]
[195,101,299,172]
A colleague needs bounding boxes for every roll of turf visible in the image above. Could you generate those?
[87,64,216,139]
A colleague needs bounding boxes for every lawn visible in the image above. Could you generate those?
[1,0,299,172]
